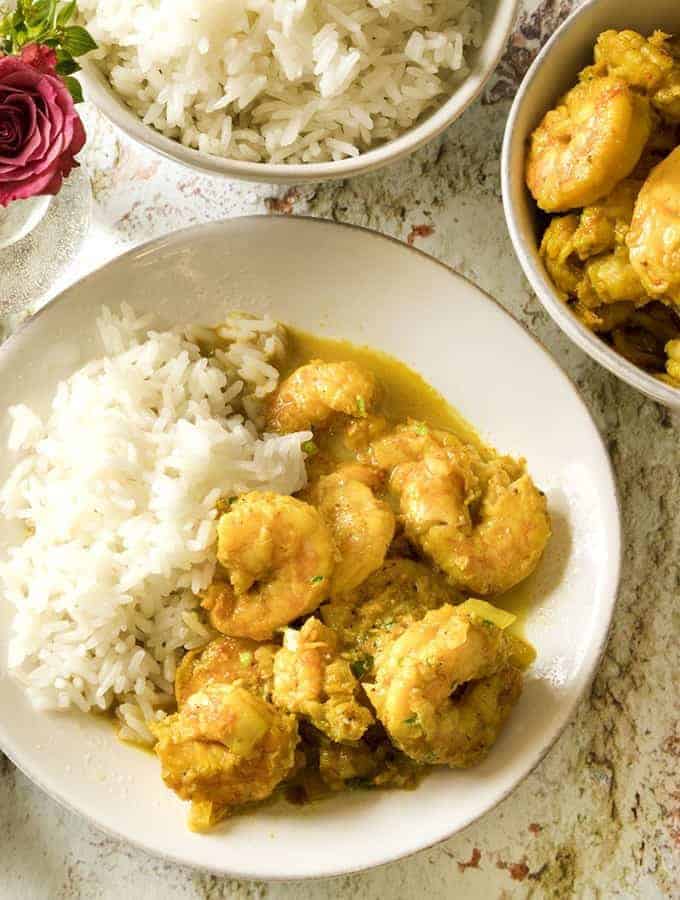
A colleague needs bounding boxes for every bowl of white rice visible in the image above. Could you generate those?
[78,0,518,182]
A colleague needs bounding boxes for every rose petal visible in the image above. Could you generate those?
[20,44,58,75]
[0,96,40,165]
[0,163,62,204]
[1,68,43,91]
[70,114,86,157]
[36,77,64,136]
[0,110,24,153]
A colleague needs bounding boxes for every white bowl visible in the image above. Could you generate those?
[0,218,621,879]
[502,0,680,410]
[80,0,518,184]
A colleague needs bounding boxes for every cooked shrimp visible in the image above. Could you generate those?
[266,360,378,433]
[272,617,373,743]
[321,557,458,666]
[571,178,641,260]
[311,464,395,597]
[627,146,680,304]
[202,492,336,641]
[539,208,644,309]
[576,247,650,308]
[175,636,277,706]
[342,414,390,452]
[372,425,551,595]
[664,339,680,384]
[526,77,652,212]
[582,29,680,124]
[150,683,298,831]
[365,605,522,766]
[367,422,485,516]
[539,215,583,297]
[583,29,674,93]
[415,458,550,595]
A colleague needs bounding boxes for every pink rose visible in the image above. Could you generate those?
[0,44,86,207]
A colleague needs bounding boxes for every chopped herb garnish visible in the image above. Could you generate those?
[350,655,373,680]
[228,496,237,504]
[403,714,418,725]
[301,440,318,456]
[415,423,428,436]
[356,395,367,417]
[239,651,253,666]
[310,575,324,584]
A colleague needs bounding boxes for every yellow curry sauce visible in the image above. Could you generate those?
[284,328,482,442]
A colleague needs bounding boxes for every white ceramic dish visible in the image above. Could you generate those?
[80,0,518,184]
[502,0,680,410]
[0,217,620,880]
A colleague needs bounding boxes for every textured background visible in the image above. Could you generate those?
[1,1,678,896]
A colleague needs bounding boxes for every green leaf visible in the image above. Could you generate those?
[56,0,76,26]
[62,24,97,56]
[63,74,83,104]
[0,1,96,62]
[56,57,80,75]
[25,0,54,27]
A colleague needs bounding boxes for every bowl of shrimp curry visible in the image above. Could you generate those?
[502,0,680,408]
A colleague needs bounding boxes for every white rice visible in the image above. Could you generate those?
[80,0,484,163]
[0,305,311,743]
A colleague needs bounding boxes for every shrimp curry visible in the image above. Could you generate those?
[150,329,551,832]
[526,29,680,386]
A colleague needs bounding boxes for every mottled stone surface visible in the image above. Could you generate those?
[1,1,678,896]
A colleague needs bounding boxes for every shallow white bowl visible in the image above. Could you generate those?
[80,0,518,184]
[0,218,620,879]
[502,0,680,410]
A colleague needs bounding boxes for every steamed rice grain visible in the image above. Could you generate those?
[80,0,484,164]
[0,306,310,742]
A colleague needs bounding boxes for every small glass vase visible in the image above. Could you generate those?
[0,194,52,251]
[0,167,90,321]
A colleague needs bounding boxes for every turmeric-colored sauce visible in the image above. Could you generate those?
[284,328,481,446]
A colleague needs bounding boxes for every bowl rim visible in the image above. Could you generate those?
[500,0,680,409]
[0,216,622,880]
[79,0,519,184]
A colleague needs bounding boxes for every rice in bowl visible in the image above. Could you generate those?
[79,0,484,164]
[0,306,311,743]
